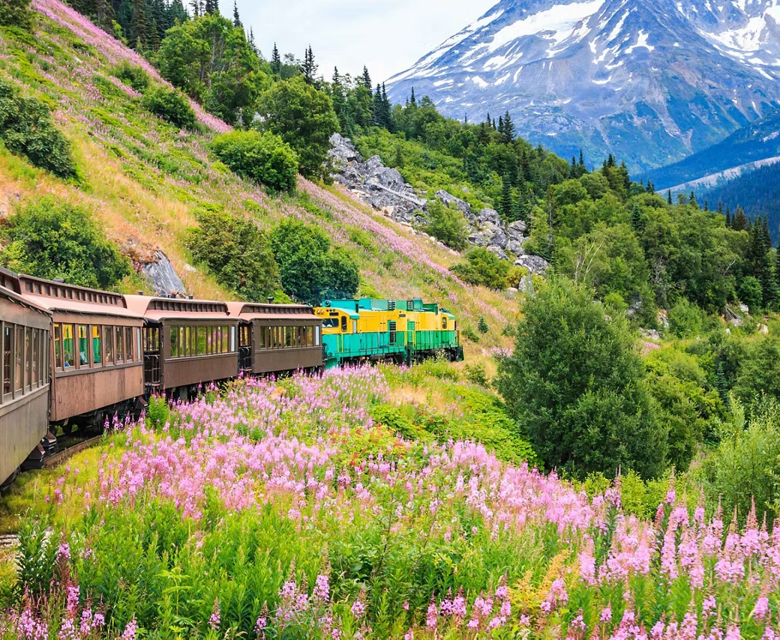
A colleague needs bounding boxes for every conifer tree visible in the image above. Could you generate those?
[733,206,748,232]
[271,43,281,75]
[647,180,654,194]
[381,83,393,132]
[690,191,698,208]
[667,190,673,205]
[301,46,318,84]
[132,0,148,49]
[204,0,218,14]
[248,27,258,55]
[725,209,732,228]
[409,87,416,107]
[630,202,644,232]
[501,110,515,144]
[500,175,515,221]
[361,66,371,90]
[232,0,241,27]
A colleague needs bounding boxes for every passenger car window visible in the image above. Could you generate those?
[104,326,114,365]
[90,325,101,366]
[3,325,11,395]
[115,327,124,363]
[63,325,75,369]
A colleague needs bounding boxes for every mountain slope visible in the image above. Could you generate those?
[644,108,780,191]
[387,0,780,172]
[0,0,517,347]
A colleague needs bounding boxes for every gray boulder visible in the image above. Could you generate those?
[435,190,471,217]
[507,220,527,238]
[141,251,187,297]
[515,255,550,276]
[506,236,528,256]
[329,132,362,167]
[487,246,509,261]
[478,208,501,226]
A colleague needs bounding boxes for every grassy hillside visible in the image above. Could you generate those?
[0,0,516,351]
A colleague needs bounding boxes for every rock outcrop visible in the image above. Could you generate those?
[141,251,188,297]
[329,133,546,273]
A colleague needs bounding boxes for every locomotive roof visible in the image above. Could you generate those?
[125,295,236,321]
[226,301,316,320]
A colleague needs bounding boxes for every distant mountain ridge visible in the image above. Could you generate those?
[644,108,780,191]
[387,0,780,172]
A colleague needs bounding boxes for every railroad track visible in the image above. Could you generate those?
[43,435,104,469]
[0,534,18,549]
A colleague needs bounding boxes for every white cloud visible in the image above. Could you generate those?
[235,0,497,83]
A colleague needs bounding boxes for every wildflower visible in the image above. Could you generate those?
[313,574,330,602]
[351,599,366,619]
[752,597,770,620]
[209,600,220,631]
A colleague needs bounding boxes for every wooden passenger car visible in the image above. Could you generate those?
[125,296,239,395]
[226,302,323,376]
[0,273,52,485]
[18,275,145,425]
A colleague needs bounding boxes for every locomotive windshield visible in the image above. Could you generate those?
[322,319,339,328]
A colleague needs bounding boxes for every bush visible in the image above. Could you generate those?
[450,247,518,289]
[423,200,468,251]
[738,275,763,314]
[464,362,490,387]
[141,85,196,129]
[497,278,668,480]
[210,130,299,193]
[0,78,76,179]
[667,298,707,338]
[256,77,340,180]
[1,197,130,289]
[270,220,359,305]
[702,399,780,526]
[0,0,33,28]
[187,207,280,300]
[111,61,150,93]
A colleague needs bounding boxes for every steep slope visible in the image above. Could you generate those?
[387,0,780,173]
[644,108,780,191]
[0,0,517,348]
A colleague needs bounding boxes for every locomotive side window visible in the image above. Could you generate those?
[443,317,448,330]
[340,316,347,332]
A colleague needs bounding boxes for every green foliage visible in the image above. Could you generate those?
[732,335,780,404]
[738,275,763,313]
[0,78,77,179]
[155,14,267,126]
[110,61,150,93]
[667,298,708,338]
[187,207,280,301]
[464,361,490,387]
[423,199,468,251]
[702,399,780,525]
[257,77,340,180]
[0,197,130,289]
[0,0,32,28]
[140,85,196,129]
[497,278,668,479]
[270,219,359,305]
[16,514,57,597]
[210,130,299,193]
[462,326,480,343]
[450,247,519,290]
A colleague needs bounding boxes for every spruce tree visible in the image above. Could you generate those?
[690,191,698,208]
[409,87,416,107]
[271,43,281,76]
[501,110,515,144]
[667,190,673,205]
[733,206,748,232]
[232,0,241,26]
[500,175,515,221]
[381,83,393,132]
[630,202,644,232]
[301,46,318,84]
[372,84,384,127]
[725,209,732,228]
[361,66,371,90]
[204,0,218,14]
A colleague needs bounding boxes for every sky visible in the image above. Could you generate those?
[234,0,497,84]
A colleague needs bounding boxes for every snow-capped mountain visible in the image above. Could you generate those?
[387,0,780,172]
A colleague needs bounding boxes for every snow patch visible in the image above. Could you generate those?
[487,0,606,53]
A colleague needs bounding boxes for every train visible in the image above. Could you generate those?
[0,268,463,486]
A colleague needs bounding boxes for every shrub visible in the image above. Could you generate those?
[1,197,130,289]
[497,277,668,480]
[423,199,468,251]
[0,78,76,179]
[0,0,33,28]
[187,207,280,300]
[667,298,707,338]
[111,61,150,93]
[738,275,763,314]
[450,247,519,289]
[141,85,196,129]
[270,220,359,305]
[464,362,490,387]
[210,130,298,193]
[702,399,780,525]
